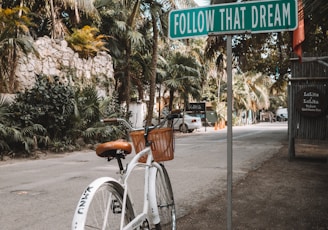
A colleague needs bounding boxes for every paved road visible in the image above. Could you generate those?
[0,122,287,229]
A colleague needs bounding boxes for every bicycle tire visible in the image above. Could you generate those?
[72,178,135,230]
[154,164,176,230]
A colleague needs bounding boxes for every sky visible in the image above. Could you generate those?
[195,0,242,6]
[195,0,210,6]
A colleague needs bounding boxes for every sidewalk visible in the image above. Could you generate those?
[179,121,288,135]
[177,141,328,229]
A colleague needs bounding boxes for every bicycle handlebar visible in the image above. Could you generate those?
[167,113,182,119]
[101,118,118,123]
[101,118,136,131]
[101,113,181,131]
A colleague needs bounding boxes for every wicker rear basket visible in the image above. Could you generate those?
[130,128,174,163]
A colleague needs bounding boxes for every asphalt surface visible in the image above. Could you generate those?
[0,122,289,229]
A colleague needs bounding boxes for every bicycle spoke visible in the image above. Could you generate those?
[73,181,134,230]
[155,164,176,230]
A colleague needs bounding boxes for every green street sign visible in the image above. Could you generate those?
[169,0,298,39]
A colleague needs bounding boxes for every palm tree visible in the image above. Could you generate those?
[98,0,199,123]
[46,0,99,38]
[229,72,271,123]
[163,51,201,113]
[96,0,171,121]
[187,38,211,98]
[142,0,202,125]
[300,0,328,53]
[95,0,145,118]
[142,0,173,125]
[7,0,99,38]
[0,6,38,93]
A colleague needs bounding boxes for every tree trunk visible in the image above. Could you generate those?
[168,89,175,127]
[168,89,174,112]
[49,0,56,39]
[18,0,24,17]
[146,13,158,126]
[74,0,80,24]
[125,42,131,119]
[124,0,140,119]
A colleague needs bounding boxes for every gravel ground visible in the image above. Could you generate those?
[177,142,328,229]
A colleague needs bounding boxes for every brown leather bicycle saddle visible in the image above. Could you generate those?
[96,139,132,157]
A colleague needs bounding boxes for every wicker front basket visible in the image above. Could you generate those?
[130,128,174,163]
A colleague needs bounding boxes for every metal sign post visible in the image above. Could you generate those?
[210,31,250,230]
[226,34,233,230]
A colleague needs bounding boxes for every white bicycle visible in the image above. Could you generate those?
[72,114,178,230]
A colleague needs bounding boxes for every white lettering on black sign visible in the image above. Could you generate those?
[187,103,205,111]
[296,87,326,117]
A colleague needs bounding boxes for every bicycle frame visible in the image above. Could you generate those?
[73,116,177,230]
[119,145,165,230]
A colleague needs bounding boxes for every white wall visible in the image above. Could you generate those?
[129,102,147,128]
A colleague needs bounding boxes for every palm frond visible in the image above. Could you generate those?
[0,140,10,151]
[127,30,144,46]
[21,124,47,137]
[115,20,127,31]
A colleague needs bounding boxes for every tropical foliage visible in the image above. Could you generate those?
[164,51,202,112]
[66,25,108,59]
[206,0,327,120]
[9,75,75,141]
[0,74,126,157]
[0,0,327,158]
[0,6,37,93]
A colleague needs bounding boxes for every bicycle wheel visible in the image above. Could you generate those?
[154,164,176,230]
[72,178,135,230]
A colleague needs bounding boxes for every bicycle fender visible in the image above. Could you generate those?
[149,167,161,225]
[72,177,121,230]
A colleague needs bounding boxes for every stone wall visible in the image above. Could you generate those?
[16,36,114,97]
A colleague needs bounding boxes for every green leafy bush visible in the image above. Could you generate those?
[68,85,103,143]
[2,75,128,157]
[77,90,128,144]
[9,75,75,141]
[1,94,47,157]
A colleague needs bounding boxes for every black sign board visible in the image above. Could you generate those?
[187,102,206,112]
[296,87,326,117]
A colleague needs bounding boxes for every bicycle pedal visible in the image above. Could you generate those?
[141,219,150,230]
[111,199,122,214]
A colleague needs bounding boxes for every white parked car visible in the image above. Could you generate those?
[276,107,288,121]
[172,114,202,133]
